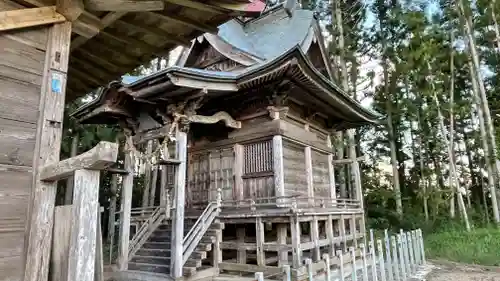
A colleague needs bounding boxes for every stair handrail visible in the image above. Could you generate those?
[128,206,165,259]
[182,188,222,265]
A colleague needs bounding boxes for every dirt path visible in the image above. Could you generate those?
[427,261,500,281]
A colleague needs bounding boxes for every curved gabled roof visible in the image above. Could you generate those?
[72,45,382,130]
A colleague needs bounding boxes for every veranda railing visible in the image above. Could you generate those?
[248,228,426,281]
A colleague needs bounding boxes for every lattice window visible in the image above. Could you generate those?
[243,140,273,175]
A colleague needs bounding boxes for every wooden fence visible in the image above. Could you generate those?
[252,228,426,281]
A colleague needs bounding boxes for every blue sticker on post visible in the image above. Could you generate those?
[51,72,62,94]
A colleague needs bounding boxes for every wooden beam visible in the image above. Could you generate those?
[149,12,218,34]
[70,55,118,79]
[69,68,104,87]
[71,12,126,50]
[163,0,225,14]
[23,21,72,281]
[99,30,158,54]
[56,0,84,21]
[40,141,118,181]
[75,48,124,73]
[85,0,164,11]
[116,19,191,47]
[0,6,65,32]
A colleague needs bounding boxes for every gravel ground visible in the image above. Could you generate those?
[426,261,500,281]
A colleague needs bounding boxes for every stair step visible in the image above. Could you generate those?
[143,242,170,249]
[150,234,216,244]
[136,248,170,257]
[184,259,202,267]
[183,267,197,277]
[128,262,170,275]
[131,255,170,265]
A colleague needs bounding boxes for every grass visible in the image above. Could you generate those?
[424,227,500,266]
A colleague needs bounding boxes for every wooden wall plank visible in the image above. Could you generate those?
[0,165,31,281]
[0,119,36,166]
[283,140,307,197]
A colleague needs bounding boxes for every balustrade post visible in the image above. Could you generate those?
[165,191,171,219]
[216,187,222,208]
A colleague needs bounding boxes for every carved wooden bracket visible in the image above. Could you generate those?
[177,111,241,129]
[267,106,289,120]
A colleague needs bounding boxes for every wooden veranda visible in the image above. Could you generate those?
[0,1,264,281]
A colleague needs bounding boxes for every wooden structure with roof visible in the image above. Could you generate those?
[0,0,263,281]
[71,3,382,281]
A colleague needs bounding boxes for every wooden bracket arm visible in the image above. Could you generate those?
[40,141,119,182]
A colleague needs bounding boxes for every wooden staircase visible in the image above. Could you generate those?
[127,198,222,278]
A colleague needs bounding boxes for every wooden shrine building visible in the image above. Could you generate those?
[0,0,264,281]
[71,4,382,281]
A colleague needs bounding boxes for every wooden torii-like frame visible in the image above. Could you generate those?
[0,1,252,281]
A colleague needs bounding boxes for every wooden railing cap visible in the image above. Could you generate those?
[40,141,119,181]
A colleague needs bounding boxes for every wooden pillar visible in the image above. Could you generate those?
[23,21,72,281]
[340,214,347,251]
[234,144,244,201]
[326,215,335,257]
[305,146,314,203]
[160,166,167,207]
[311,217,320,261]
[237,227,247,263]
[326,134,336,200]
[277,223,288,266]
[64,132,79,204]
[351,214,357,247]
[273,136,285,200]
[256,217,265,266]
[171,131,187,279]
[67,169,100,281]
[107,172,118,246]
[117,149,134,270]
[142,140,153,208]
[212,229,222,269]
[290,216,302,268]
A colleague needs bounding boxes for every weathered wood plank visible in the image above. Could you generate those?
[0,6,66,32]
[0,118,36,166]
[50,206,72,281]
[117,149,134,270]
[3,25,48,51]
[23,22,72,281]
[39,141,118,182]
[67,169,99,281]
[85,0,164,11]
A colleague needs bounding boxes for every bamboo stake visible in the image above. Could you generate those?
[370,241,378,281]
[397,234,406,280]
[391,236,400,280]
[350,247,357,281]
[377,239,387,281]
[306,258,313,281]
[384,230,393,281]
[283,265,291,281]
[323,254,331,281]
[337,250,345,281]
[360,244,369,281]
